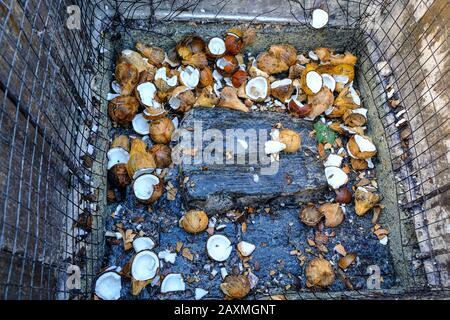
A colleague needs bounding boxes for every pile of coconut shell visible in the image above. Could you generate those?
[96,26,387,300]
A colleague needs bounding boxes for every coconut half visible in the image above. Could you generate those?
[311,9,329,29]
[133,174,160,202]
[161,273,186,293]
[237,241,256,257]
[324,166,349,189]
[131,250,159,281]
[208,37,226,57]
[322,74,336,92]
[95,271,122,300]
[271,79,294,102]
[207,235,233,262]
[305,71,323,94]
[245,77,269,102]
[180,66,200,89]
[133,237,155,252]
[107,147,130,170]
[132,113,150,135]
[136,82,157,107]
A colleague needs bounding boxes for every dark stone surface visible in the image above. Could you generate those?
[179,108,328,214]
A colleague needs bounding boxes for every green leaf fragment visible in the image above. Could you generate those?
[314,122,335,145]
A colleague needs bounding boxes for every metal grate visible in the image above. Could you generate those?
[0,0,448,299]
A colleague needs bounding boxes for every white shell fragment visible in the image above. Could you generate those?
[322,74,336,92]
[306,71,323,94]
[349,86,361,105]
[161,274,186,293]
[180,66,200,89]
[111,80,121,94]
[132,113,150,135]
[246,76,269,101]
[155,67,178,87]
[355,135,377,153]
[265,141,286,155]
[325,166,349,189]
[95,271,122,300]
[237,241,256,257]
[136,82,157,107]
[131,250,159,281]
[158,250,177,264]
[311,9,329,29]
[107,147,130,170]
[195,288,209,300]
[208,37,226,56]
[206,235,232,262]
[133,174,159,201]
[324,154,343,168]
[133,237,155,252]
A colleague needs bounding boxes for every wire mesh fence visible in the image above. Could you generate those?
[0,0,448,299]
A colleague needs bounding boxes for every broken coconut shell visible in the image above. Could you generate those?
[127,139,156,179]
[271,79,294,102]
[355,187,380,216]
[220,275,251,299]
[279,128,301,153]
[150,144,172,168]
[305,258,335,288]
[115,62,139,96]
[108,96,139,125]
[338,253,357,270]
[150,117,175,144]
[319,203,345,228]
[300,204,323,227]
[347,135,377,159]
[179,210,209,234]
[218,86,249,112]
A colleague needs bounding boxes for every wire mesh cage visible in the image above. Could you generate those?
[0,0,448,299]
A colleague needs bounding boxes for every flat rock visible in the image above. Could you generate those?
[177,107,328,214]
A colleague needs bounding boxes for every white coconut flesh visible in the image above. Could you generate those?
[265,141,286,155]
[95,271,122,300]
[308,51,319,61]
[355,135,376,152]
[208,37,226,55]
[132,113,150,135]
[158,250,177,264]
[324,154,343,168]
[107,93,121,101]
[107,147,130,170]
[306,71,323,94]
[155,67,178,87]
[168,87,189,110]
[180,66,200,89]
[111,80,121,94]
[216,57,231,72]
[133,168,155,180]
[322,74,336,92]
[131,250,159,281]
[195,288,209,300]
[133,174,160,201]
[206,235,232,262]
[133,237,155,252]
[237,241,256,257]
[136,82,157,107]
[246,77,269,101]
[311,9,329,29]
[352,108,368,119]
[161,274,186,293]
[333,74,349,85]
[349,86,361,105]
[324,166,349,189]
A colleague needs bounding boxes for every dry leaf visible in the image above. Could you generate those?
[334,244,347,256]
[176,241,183,253]
[182,247,194,261]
